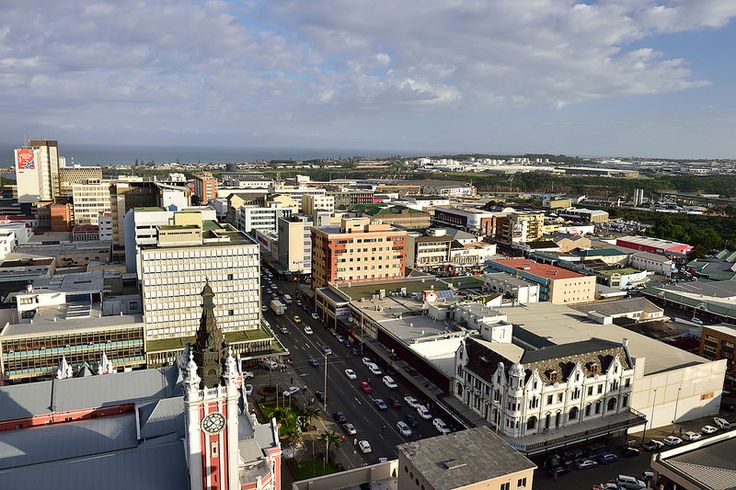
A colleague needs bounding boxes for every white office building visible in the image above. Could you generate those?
[238,204,295,233]
[71,182,111,225]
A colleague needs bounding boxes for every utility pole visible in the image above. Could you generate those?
[323,352,329,414]
[672,387,682,434]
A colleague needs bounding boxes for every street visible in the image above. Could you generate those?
[256,272,444,465]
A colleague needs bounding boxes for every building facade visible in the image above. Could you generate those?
[432,207,500,236]
[72,182,111,225]
[484,272,540,304]
[302,194,335,216]
[616,235,693,255]
[406,230,452,268]
[193,172,218,205]
[238,204,295,234]
[701,325,736,390]
[487,259,596,304]
[496,212,545,245]
[59,166,102,197]
[277,216,311,274]
[14,139,62,203]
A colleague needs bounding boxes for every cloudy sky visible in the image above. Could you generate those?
[1,0,735,158]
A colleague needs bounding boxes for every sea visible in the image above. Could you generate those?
[0,143,411,167]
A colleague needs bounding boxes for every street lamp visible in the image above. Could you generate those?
[323,352,329,414]
[643,389,657,443]
[672,387,682,434]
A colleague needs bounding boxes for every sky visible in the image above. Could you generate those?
[1,0,736,158]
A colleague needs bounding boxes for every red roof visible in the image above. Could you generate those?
[491,258,584,280]
[72,224,99,233]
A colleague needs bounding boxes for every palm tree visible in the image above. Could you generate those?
[270,406,292,427]
[319,430,342,468]
[301,404,321,428]
[280,420,303,447]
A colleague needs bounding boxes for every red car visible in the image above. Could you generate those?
[359,381,373,393]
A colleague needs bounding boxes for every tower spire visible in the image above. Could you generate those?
[192,280,226,388]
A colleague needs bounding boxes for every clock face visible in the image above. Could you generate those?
[202,412,226,434]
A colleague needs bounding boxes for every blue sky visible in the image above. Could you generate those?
[1,0,735,158]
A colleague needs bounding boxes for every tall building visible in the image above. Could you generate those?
[238,203,295,233]
[277,215,311,274]
[495,212,545,245]
[58,166,103,197]
[71,182,111,225]
[432,207,501,236]
[14,139,62,203]
[193,172,218,204]
[311,217,407,289]
[302,194,335,215]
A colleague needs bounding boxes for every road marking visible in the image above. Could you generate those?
[353,397,362,405]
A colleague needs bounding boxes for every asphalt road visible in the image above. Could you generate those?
[260,274,442,464]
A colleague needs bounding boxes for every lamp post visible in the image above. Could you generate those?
[642,389,657,443]
[323,352,329,414]
[672,387,682,434]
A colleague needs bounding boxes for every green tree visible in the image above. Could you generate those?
[301,404,321,427]
[318,430,342,468]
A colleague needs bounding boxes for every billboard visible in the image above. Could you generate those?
[16,148,35,169]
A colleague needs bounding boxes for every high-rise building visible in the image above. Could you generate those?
[72,182,111,225]
[193,172,218,204]
[311,217,407,289]
[238,203,296,233]
[14,139,62,203]
[59,166,103,197]
[277,215,312,274]
[302,194,335,215]
[496,212,545,245]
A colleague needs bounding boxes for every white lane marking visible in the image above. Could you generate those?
[354,397,362,405]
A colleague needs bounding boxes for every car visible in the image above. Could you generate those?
[621,446,640,457]
[308,358,320,367]
[692,318,704,325]
[314,390,325,402]
[388,397,401,408]
[351,347,361,356]
[663,436,682,446]
[336,335,345,343]
[374,398,388,410]
[359,381,373,393]
[361,357,373,366]
[432,418,450,435]
[322,346,333,355]
[575,458,598,469]
[243,370,254,379]
[382,375,398,389]
[296,301,302,306]
[545,466,567,478]
[345,369,357,379]
[404,414,420,427]
[311,312,319,320]
[714,417,732,430]
[404,396,420,408]
[396,421,413,437]
[245,384,253,396]
[368,363,383,376]
[263,360,279,370]
[592,484,619,490]
[283,386,300,397]
[358,440,372,454]
[280,326,289,334]
[683,431,702,441]
[596,452,618,464]
[292,315,301,324]
[342,422,357,435]
[416,405,432,420]
[642,439,664,451]
[261,305,268,312]
[702,425,718,434]
[378,457,389,464]
[333,411,348,424]
[617,474,647,489]
[304,326,313,335]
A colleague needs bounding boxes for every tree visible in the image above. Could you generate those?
[318,430,342,468]
[271,406,291,426]
[280,420,303,447]
[301,404,321,428]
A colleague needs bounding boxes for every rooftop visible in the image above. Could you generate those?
[489,258,585,280]
[397,427,535,490]
[617,235,691,249]
[334,277,452,302]
[574,297,663,317]
[597,267,642,277]
[485,271,537,288]
[654,431,736,490]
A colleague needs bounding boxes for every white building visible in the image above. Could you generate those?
[484,272,540,304]
[14,139,62,203]
[302,194,335,216]
[98,212,113,241]
[237,204,295,233]
[72,182,111,225]
[629,250,676,277]
[277,216,312,274]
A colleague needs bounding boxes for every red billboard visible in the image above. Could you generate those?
[16,149,35,169]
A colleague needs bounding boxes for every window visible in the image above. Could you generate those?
[597,384,603,394]
[587,386,593,396]
[624,378,630,388]
[501,483,510,490]
[546,395,553,405]
[517,477,527,487]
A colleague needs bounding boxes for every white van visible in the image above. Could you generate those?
[283,294,293,304]
[432,418,450,435]
[617,474,646,489]
[382,375,398,389]
[714,417,732,430]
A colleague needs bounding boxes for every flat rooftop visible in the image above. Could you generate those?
[502,302,707,375]
[617,235,690,249]
[574,297,663,316]
[655,431,736,490]
[334,277,451,302]
[397,427,535,490]
[1,309,143,338]
[489,258,585,280]
[485,271,537,288]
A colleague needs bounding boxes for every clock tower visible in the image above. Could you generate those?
[184,282,241,490]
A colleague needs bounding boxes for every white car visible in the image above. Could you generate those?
[368,363,383,376]
[263,360,279,370]
[714,417,732,430]
[432,417,450,435]
[683,431,702,441]
[304,326,313,335]
[243,370,254,379]
[663,436,682,446]
[345,369,357,379]
[245,384,253,396]
[311,312,319,320]
[416,405,432,420]
[382,375,398,389]
[342,422,357,435]
[361,357,373,366]
[261,305,268,312]
[403,396,419,408]
[283,386,300,397]
[396,421,413,437]
[702,425,718,434]
[358,440,372,454]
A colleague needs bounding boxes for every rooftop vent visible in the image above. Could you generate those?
[441,459,467,471]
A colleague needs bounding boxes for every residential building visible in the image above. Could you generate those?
[406,229,452,268]
[331,190,376,207]
[220,172,272,189]
[58,166,102,197]
[238,203,296,233]
[349,203,431,230]
[558,208,609,224]
[487,258,596,304]
[14,139,62,203]
[302,194,335,215]
[397,427,535,490]
[496,212,545,245]
[616,235,693,255]
[71,182,111,225]
[225,191,265,227]
[98,211,113,241]
[433,207,501,236]
[277,215,311,274]
[484,272,540,304]
[311,217,407,289]
[192,171,218,204]
[701,325,736,390]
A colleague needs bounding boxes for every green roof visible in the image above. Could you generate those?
[146,327,274,353]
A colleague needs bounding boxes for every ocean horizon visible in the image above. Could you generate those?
[0,143,416,167]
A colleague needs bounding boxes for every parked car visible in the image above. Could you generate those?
[359,381,373,393]
[304,326,313,335]
[280,326,289,334]
[283,386,300,397]
[663,436,682,446]
[388,397,401,408]
[358,440,372,454]
[245,384,253,396]
[314,390,325,402]
[643,440,664,451]
[404,414,420,428]
[592,484,620,490]
[702,425,718,434]
[621,446,640,457]
[308,358,319,367]
[596,452,618,464]
[575,458,598,469]
[263,360,279,370]
[617,474,647,489]
[345,369,357,379]
[243,371,254,379]
[432,418,450,435]
[311,312,319,320]
[374,398,388,410]
[403,396,419,408]
[683,431,702,441]
[396,421,413,437]
[368,363,383,376]
[333,411,348,424]
[342,422,357,435]
[416,405,432,420]
[545,466,567,478]
[382,375,398,389]
[714,417,732,430]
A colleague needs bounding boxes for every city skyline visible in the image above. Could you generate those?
[1,1,736,158]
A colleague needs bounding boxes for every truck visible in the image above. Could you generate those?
[283,294,292,304]
[270,300,286,315]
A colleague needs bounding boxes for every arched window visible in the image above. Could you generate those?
[569,406,579,421]
[527,415,537,430]
[607,397,617,412]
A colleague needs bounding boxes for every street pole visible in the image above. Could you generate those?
[643,389,656,443]
[324,352,328,414]
[672,387,681,434]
